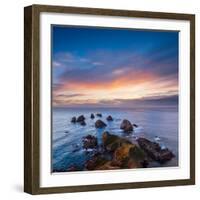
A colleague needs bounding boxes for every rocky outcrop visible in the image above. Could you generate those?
[90,113,95,119]
[85,153,107,170]
[137,138,174,163]
[76,115,85,122]
[85,132,148,170]
[102,132,146,168]
[71,117,76,123]
[102,131,130,152]
[114,143,134,161]
[95,119,107,128]
[80,121,86,126]
[66,113,175,172]
[120,119,133,132]
[106,115,113,121]
[84,134,173,171]
[82,135,98,149]
[96,113,102,117]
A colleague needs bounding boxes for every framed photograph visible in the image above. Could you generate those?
[24,4,195,194]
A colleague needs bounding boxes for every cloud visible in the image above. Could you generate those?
[99,94,178,106]
[56,93,85,98]
[54,52,75,63]
[92,62,104,66]
[56,70,156,92]
[53,94,178,108]
[52,29,178,108]
[54,48,178,90]
[52,61,62,67]
[51,49,178,109]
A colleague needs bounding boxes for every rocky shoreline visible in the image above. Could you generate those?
[53,113,175,172]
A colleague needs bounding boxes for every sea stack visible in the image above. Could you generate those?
[76,115,85,122]
[82,135,98,149]
[106,115,113,121]
[137,137,174,163]
[120,119,133,132]
[96,113,102,117]
[95,119,107,128]
[71,117,76,123]
[80,121,86,126]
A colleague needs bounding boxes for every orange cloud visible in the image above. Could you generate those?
[52,69,178,107]
[57,71,156,92]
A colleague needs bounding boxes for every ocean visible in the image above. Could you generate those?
[52,106,178,172]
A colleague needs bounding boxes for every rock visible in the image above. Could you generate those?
[137,138,174,163]
[102,132,123,152]
[80,121,86,126]
[113,142,147,168]
[85,153,108,170]
[120,119,133,132]
[133,124,138,128]
[91,113,95,119]
[95,119,107,128]
[84,132,149,170]
[71,117,76,123]
[159,149,174,162]
[102,132,147,168]
[129,144,145,158]
[126,158,144,168]
[96,113,102,117]
[106,115,113,121]
[110,160,122,167]
[102,131,132,152]
[76,115,85,122]
[140,159,149,168]
[95,161,120,170]
[85,152,120,171]
[82,135,98,149]
[114,143,134,162]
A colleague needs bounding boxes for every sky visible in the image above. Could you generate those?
[52,25,179,108]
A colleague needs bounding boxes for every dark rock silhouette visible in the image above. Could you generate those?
[64,114,176,172]
[95,119,107,128]
[85,132,147,170]
[85,153,109,170]
[120,119,133,132]
[71,117,76,123]
[102,131,125,152]
[82,135,98,149]
[106,115,113,121]
[80,121,86,126]
[137,138,174,163]
[96,113,102,117]
[76,115,85,122]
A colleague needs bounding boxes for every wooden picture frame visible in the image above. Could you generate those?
[24,4,195,194]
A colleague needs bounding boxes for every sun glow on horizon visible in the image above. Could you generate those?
[52,26,178,107]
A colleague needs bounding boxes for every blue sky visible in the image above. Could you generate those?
[52,25,178,108]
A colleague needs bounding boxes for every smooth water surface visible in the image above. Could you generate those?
[52,107,178,172]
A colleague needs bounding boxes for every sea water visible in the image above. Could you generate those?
[52,106,178,172]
